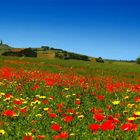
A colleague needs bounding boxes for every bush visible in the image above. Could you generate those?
[95,57,104,63]
[136,56,140,64]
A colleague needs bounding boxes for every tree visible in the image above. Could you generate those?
[0,40,3,45]
[136,56,140,64]
[41,46,50,51]
[95,57,104,63]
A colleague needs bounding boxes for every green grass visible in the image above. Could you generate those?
[0,56,140,139]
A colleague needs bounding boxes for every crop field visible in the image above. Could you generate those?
[0,56,140,140]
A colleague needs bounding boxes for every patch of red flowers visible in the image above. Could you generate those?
[63,115,73,122]
[42,99,48,104]
[93,114,104,122]
[20,108,27,114]
[134,97,140,102]
[100,120,114,131]
[97,95,104,100]
[5,94,12,98]
[13,99,22,105]
[120,123,138,131]
[52,132,68,139]
[23,135,32,140]
[2,110,15,117]
[48,113,57,118]
[50,124,61,131]
[88,124,99,131]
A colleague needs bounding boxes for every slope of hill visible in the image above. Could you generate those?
[0,41,12,55]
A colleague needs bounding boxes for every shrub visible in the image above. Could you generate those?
[136,56,140,64]
[95,57,104,63]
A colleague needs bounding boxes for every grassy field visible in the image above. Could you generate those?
[0,56,140,140]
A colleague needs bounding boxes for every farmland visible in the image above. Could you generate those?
[0,56,140,140]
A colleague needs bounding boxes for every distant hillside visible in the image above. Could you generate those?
[0,40,12,55]
[1,45,93,61]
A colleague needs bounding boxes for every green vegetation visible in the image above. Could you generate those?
[95,57,104,63]
[136,56,140,64]
[0,56,140,139]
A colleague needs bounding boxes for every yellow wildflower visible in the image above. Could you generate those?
[127,104,135,108]
[64,88,69,91]
[51,121,56,124]
[43,108,49,111]
[22,101,27,104]
[112,101,120,105]
[0,129,5,135]
[0,92,5,95]
[35,114,42,117]
[65,95,71,98]
[70,133,75,136]
[35,95,40,97]
[124,96,129,99]
[25,132,32,136]
[127,117,135,121]
[77,115,84,119]
[0,82,4,85]
[126,89,131,93]
[39,96,46,99]
[134,111,140,116]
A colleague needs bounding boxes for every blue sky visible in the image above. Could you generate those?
[0,0,140,60]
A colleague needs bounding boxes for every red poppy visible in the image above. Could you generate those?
[33,98,38,101]
[134,97,140,102]
[13,99,22,105]
[120,123,131,131]
[13,107,18,111]
[48,113,57,118]
[23,135,32,140]
[63,116,73,122]
[88,124,99,131]
[5,94,12,98]
[49,96,54,100]
[107,115,119,124]
[50,124,61,131]
[20,108,27,114]
[57,103,63,108]
[74,101,81,105]
[61,113,67,117]
[93,114,104,122]
[2,110,15,117]
[57,109,62,113]
[113,118,119,124]
[106,105,111,110]
[97,95,104,100]
[52,132,68,139]
[67,109,74,113]
[100,120,114,131]
[115,113,120,118]
[42,99,48,104]
[131,124,138,131]
[58,132,68,139]
[92,92,96,95]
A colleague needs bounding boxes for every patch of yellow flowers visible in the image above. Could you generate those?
[112,101,120,105]
[0,129,5,136]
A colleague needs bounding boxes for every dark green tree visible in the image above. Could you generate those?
[95,57,104,63]
[0,40,3,45]
[41,46,49,51]
[136,56,140,64]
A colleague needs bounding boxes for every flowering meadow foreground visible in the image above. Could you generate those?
[0,58,140,140]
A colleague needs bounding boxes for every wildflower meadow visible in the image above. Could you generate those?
[0,57,140,140]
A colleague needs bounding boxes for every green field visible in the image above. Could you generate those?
[0,56,140,140]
